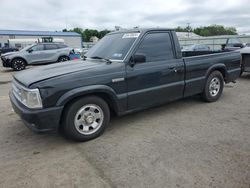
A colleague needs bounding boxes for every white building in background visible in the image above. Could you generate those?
[0,30,82,49]
[176,32,201,39]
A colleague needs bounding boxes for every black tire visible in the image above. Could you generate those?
[62,96,110,142]
[12,58,26,71]
[202,71,224,102]
[58,56,69,62]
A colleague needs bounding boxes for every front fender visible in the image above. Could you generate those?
[10,55,28,64]
[56,85,121,112]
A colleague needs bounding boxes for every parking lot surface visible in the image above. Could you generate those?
[0,64,249,188]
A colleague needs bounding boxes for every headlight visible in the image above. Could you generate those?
[12,82,43,109]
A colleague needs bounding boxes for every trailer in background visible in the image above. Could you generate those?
[8,37,64,49]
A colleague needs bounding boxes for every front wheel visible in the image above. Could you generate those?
[12,58,26,71]
[62,96,110,141]
[202,71,224,102]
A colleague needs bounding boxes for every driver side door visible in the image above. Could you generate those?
[126,32,185,110]
[25,44,46,64]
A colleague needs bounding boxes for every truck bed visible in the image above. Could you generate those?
[183,51,241,97]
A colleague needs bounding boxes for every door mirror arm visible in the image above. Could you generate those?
[129,57,136,67]
[129,53,146,67]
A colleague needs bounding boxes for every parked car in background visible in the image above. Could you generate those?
[0,47,18,56]
[10,28,241,141]
[1,43,71,71]
[220,37,250,74]
[182,44,210,51]
[182,44,212,57]
[222,38,245,51]
[238,47,250,74]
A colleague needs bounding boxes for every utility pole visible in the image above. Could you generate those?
[187,23,191,38]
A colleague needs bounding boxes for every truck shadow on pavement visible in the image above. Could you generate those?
[108,95,203,131]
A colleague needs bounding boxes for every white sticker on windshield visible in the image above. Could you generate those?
[113,53,123,58]
[122,33,140,39]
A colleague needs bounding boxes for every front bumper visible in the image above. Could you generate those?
[10,92,63,133]
[1,56,12,67]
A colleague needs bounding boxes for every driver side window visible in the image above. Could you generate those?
[135,32,174,62]
[30,44,44,51]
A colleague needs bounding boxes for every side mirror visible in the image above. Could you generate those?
[27,49,33,53]
[129,53,146,67]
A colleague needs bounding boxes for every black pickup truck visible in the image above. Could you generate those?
[10,28,241,141]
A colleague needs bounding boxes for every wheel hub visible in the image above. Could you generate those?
[74,104,104,135]
[85,115,94,124]
[209,77,220,97]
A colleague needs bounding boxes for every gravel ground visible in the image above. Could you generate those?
[0,64,249,188]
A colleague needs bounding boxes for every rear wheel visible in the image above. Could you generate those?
[202,71,224,102]
[58,56,69,62]
[62,96,110,141]
[12,58,26,71]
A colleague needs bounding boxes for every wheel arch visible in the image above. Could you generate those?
[57,85,121,116]
[205,64,228,82]
[11,57,28,66]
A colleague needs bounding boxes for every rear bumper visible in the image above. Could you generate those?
[10,92,63,133]
[1,56,12,67]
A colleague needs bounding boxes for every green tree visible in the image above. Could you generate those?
[175,25,237,36]
[175,26,192,32]
[193,25,237,36]
[63,28,111,42]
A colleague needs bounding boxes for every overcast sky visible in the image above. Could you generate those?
[0,0,250,34]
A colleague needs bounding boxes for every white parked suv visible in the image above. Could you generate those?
[1,43,71,71]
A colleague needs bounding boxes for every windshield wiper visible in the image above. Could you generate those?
[90,56,112,64]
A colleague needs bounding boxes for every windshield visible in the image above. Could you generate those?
[86,32,140,60]
[20,44,36,51]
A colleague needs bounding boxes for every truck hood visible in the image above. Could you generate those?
[14,60,106,87]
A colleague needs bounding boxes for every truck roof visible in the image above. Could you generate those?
[108,28,175,35]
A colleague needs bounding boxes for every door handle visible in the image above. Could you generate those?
[168,66,177,72]
[168,67,181,73]
[168,66,175,70]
